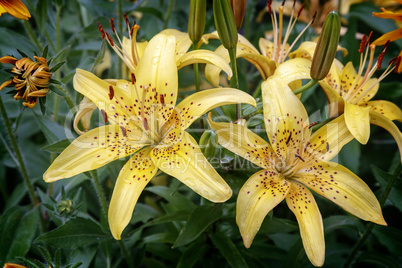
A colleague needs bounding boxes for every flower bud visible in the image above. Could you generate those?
[213,0,238,50]
[188,0,206,44]
[310,10,341,80]
[57,199,74,215]
[200,129,218,160]
[229,0,247,30]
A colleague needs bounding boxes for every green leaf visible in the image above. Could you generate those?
[177,242,209,268]
[323,215,364,235]
[210,232,248,268]
[36,0,48,34]
[142,233,178,244]
[135,7,164,21]
[173,204,222,248]
[37,245,52,267]
[356,251,400,268]
[32,111,66,144]
[54,248,61,268]
[35,218,107,248]
[373,225,402,256]
[39,96,46,115]
[49,61,67,73]
[372,165,402,213]
[247,114,264,127]
[90,40,106,73]
[42,45,49,58]
[2,207,38,265]
[48,84,66,97]
[145,186,196,211]
[41,139,71,153]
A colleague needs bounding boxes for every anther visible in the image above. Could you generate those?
[311,11,317,23]
[124,13,130,28]
[108,85,114,100]
[297,3,305,18]
[97,22,105,39]
[106,32,114,46]
[267,0,273,14]
[286,132,292,145]
[120,126,127,137]
[377,40,390,69]
[110,18,116,32]
[131,73,136,84]
[281,0,286,6]
[295,155,305,162]
[359,35,367,54]
[367,31,373,46]
[143,117,149,130]
[308,122,318,129]
[394,56,401,73]
[101,109,108,123]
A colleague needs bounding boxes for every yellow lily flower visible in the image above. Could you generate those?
[44,33,256,240]
[208,75,386,267]
[290,41,402,161]
[0,0,30,20]
[204,1,317,87]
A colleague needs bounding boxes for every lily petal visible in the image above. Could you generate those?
[365,100,402,122]
[108,147,157,239]
[273,58,312,84]
[372,28,402,46]
[285,181,325,267]
[177,49,233,79]
[262,76,310,156]
[296,161,387,226]
[151,131,232,202]
[344,102,371,144]
[305,115,353,162]
[160,29,192,62]
[73,69,134,126]
[370,110,402,163]
[165,88,256,131]
[73,97,98,135]
[237,169,290,248]
[134,34,178,130]
[44,125,148,182]
[207,113,274,169]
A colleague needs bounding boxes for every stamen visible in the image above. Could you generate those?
[97,22,105,39]
[124,13,130,28]
[367,31,373,46]
[297,3,305,18]
[276,5,284,61]
[108,85,114,100]
[359,35,367,54]
[286,132,292,145]
[311,11,317,24]
[143,117,149,130]
[101,109,108,123]
[120,126,127,137]
[308,122,317,129]
[394,56,401,73]
[267,0,272,14]
[377,40,390,69]
[106,32,114,46]
[110,18,116,33]
[131,73,136,84]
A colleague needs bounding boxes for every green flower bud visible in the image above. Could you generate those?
[213,0,238,50]
[200,129,218,160]
[57,199,74,215]
[188,0,206,44]
[310,10,341,81]
[229,0,247,30]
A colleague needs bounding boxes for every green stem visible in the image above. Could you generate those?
[228,47,240,119]
[164,0,175,29]
[293,79,318,95]
[342,164,402,267]
[118,240,134,268]
[0,95,38,205]
[0,95,46,233]
[338,0,342,16]
[193,43,200,92]
[311,117,334,132]
[90,170,108,222]
[23,21,42,51]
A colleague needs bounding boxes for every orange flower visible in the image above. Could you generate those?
[0,0,30,20]
[0,56,51,108]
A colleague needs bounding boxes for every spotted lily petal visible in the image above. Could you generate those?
[306,115,353,162]
[365,100,402,122]
[134,34,178,130]
[285,181,325,267]
[108,147,157,240]
[262,76,310,158]
[177,49,233,79]
[237,169,290,248]
[44,125,148,182]
[151,131,232,202]
[344,102,371,144]
[207,113,273,169]
[370,110,402,163]
[73,69,134,126]
[296,161,387,226]
[165,88,256,131]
